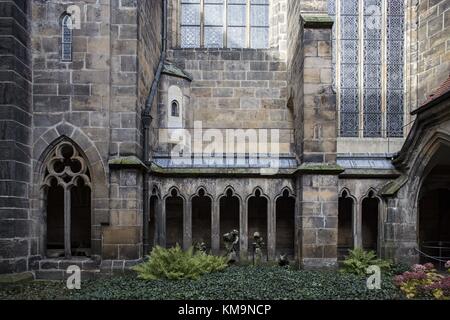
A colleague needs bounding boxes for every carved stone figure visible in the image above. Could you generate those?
[223,230,239,263]
[252,232,265,265]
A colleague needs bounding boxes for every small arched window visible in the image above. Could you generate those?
[171,100,180,117]
[61,14,73,62]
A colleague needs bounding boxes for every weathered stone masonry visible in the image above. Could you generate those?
[0,0,449,278]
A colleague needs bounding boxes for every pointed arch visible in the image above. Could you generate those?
[247,187,269,257]
[40,140,92,258]
[361,188,381,254]
[275,187,296,258]
[338,187,357,258]
[32,126,108,259]
[164,187,185,248]
[219,186,241,252]
[191,187,213,251]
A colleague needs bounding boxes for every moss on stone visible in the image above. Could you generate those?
[0,272,34,284]
[301,14,334,28]
[297,163,344,174]
[380,175,408,196]
[108,156,147,170]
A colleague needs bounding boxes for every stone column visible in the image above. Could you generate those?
[184,198,192,250]
[268,199,276,260]
[160,199,167,248]
[240,199,248,261]
[212,199,220,255]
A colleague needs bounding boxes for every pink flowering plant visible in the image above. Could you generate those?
[394,263,450,300]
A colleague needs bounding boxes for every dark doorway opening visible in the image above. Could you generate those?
[275,190,295,258]
[147,195,159,252]
[362,192,379,253]
[248,190,268,255]
[192,189,212,250]
[166,189,184,248]
[70,184,91,256]
[46,183,65,257]
[419,164,450,267]
[219,189,240,252]
[338,190,354,259]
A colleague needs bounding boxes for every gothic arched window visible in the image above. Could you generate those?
[43,142,91,258]
[61,14,73,62]
[171,100,180,117]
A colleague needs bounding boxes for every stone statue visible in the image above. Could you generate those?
[278,254,290,267]
[195,241,208,254]
[223,230,239,263]
[252,232,265,265]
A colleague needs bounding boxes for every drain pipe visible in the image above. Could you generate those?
[143,0,167,255]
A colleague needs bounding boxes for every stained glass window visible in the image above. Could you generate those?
[339,0,359,137]
[228,0,247,48]
[181,0,269,49]
[181,0,201,48]
[332,0,405,139]
[61,15,72,62]
[205,0,224,48]
[386,0,404,138]
[250,0,269,49]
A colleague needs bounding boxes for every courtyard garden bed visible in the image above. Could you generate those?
[0,266,402,300]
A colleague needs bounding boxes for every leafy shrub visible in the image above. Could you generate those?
[132,245,228,281]
[341,248,392,276]
[446,261,450,273]
[394,263,449,300]
[389,262,411,276]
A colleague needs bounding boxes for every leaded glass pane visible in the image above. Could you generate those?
[251,28,269,49]
[387,40,403,64]
[340,89,359,112]
[181,26,201,48]
[387,0,404,16]
[204,3,223,26]
[341,40,358,64]
[250,5,269,27]
[328,0,336,16]
[340,16,358,39]
[364,64,381,88]
[387,64,403,89]
[364,40,381,64]
[387,16,404,40]
[340,0,358,15]
[227,4,246,26]
[61,15,72,62]
[340,87,359,138]
[181,4,201,26]
[340,112,359,137]
[387,113,404,137]
[205,27,224,48]
[340,64,358,89]
[228,27,246,48]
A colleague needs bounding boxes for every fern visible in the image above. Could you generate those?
[133,245,228,281]
[341,248,392,276]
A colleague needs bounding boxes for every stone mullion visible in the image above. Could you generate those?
[240,198,248,260]
[212,198,220,255]
[184,198,192,250]
[64,186,72,258]
[160,199,167,248]
[267,198,276,261]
